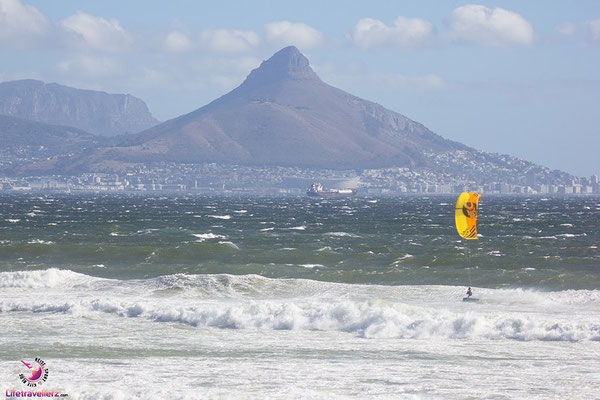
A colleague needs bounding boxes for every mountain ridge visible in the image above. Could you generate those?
[3,46,573,188]
[0,114,107,175]
[75,46,468,171]
[0,79,159,137]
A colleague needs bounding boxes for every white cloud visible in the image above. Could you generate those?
[200,56,261,75]
[184,55,261,90]
[57,55,122,79]
[164,31,193,52]
[0,0,49,47]
[392,73,446,90]
[60,11,132,52]
[349,16,434,49]
[555,22,576,36]
[264,21,324,49]
[200,28,259,53]
[591,18,600,41]
[327,72,446,92]
[447,5,534,46]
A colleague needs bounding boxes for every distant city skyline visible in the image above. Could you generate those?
[1,0,599,176]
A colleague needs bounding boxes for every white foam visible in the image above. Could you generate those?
[392,254,414,264]
[218,241,240,250]
[3,271,599,343]
[16,295,592,342]
[208,215,231,220]
[300,264,323,269]
[289,226,307,230]
[316,246,333,252]
[192,233,227,242]
[136,228,159,234]
[0,268,91,288]
[12,295,600,341]
[27,239,54,244]
[325,232,360,238]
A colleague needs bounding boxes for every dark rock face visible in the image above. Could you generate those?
[102,46,466,170]
[0,80,159,136]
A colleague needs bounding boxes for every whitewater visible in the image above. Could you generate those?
[0,194,599,399]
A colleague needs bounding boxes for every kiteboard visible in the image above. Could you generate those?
[462,297,479,302]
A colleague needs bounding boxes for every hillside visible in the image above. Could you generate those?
[0,114,105,175]
[63,46,468,171]
[5,47,574,187]
[0,79,159,136]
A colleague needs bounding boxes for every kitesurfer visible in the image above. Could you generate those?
[466,287,473,297]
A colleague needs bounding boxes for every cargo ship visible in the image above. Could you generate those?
[306,183,357,198]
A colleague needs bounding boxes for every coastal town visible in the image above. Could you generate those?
[1,161,598,195]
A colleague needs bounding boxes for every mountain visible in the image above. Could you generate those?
[0,79,159,137]
[0,114,102,150]
[0,114,106,175]
[10,47,573,187]
[62,46,468,171]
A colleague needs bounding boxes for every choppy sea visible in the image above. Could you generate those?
[1,193,598,399]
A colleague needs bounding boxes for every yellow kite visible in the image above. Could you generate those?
[455,192,481,240]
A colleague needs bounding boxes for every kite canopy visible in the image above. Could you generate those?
[455,192,481,240]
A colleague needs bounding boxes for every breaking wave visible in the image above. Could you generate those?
[2,269,599,342]
[0,268,92,288]
[192,233,227,242]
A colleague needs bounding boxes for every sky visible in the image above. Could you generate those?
[1,0,599,177]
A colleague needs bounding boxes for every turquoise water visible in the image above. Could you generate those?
[1,193,598,289]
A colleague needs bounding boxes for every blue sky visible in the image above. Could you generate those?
[1,0,599,176]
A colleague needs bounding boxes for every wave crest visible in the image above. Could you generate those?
[0,268,90,288]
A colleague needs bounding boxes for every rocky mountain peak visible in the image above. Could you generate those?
[241,46,319,89]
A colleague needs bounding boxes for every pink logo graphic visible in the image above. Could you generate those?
[19,358,48,387]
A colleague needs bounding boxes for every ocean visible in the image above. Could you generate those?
[0,193,598,399]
